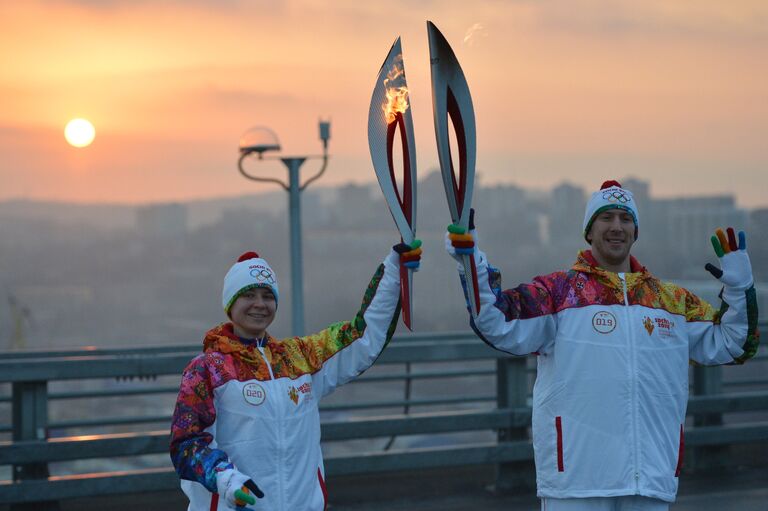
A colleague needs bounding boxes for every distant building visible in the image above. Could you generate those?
[621,177,650,206]
[750,208,768,233]
[749,208,768,279]
[574,178,750,277]
[548,182,586,247]
[135,203,188,240]
[653,196,747,255]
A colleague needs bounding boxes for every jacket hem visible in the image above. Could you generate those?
[536,488,676,503]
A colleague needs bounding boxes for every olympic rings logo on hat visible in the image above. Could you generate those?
[602,189,631,204]
[250,268,275,284]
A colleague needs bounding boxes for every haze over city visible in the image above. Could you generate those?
[1,0,767,207]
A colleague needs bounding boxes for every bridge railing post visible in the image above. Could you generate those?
[494,355,534,493]
[689,365,725,472]
[11,380,60,511]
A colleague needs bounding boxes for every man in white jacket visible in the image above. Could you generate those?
[446,180,759,511]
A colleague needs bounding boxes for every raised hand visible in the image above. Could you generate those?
[393,239,423,271]
[445,209,477,263]
[704,227,753,290]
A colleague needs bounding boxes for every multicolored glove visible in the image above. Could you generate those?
[216,464,264,509]
[704,227,753,290]
[445,209,477,263]
[393,239,422,271]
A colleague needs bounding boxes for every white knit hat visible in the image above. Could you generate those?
[222,251,279,314]
[583,180,639,243]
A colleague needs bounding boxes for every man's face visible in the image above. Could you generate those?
[587,209,636,269]
[229,286,277,339]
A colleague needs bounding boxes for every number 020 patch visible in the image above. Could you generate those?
[243,383,267,406]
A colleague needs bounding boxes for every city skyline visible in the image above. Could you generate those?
[2,170,766,352]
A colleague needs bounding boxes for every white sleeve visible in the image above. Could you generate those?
[459,250,557,356]
[687,284,759,365]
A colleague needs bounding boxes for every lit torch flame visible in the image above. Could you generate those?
[382,55,409,124]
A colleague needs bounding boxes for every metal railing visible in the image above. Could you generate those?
[1,328,767,507]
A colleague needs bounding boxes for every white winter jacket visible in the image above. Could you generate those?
[171,253,401,510]
[463,249,759,503]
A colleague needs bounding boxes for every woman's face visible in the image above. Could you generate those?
[229,287,277,339]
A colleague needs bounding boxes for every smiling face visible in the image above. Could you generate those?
[586,208,636,272]
[229,286,277,339]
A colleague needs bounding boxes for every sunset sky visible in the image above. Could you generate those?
[1,0,767,207]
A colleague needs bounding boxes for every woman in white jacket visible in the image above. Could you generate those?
[170,241,420,510]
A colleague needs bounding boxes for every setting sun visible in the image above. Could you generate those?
[64,118,96,148]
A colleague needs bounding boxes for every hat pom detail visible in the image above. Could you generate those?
[237,251,260,262]
[600,180,622,190]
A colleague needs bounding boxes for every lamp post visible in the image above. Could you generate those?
[237,121,330,336]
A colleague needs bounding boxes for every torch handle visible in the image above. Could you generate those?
[399,264,414,330]
[461,253,480,319]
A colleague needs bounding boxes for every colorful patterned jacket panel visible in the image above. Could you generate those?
[468,249,758,362]
[460,248,758,502]
[170,255,401,510]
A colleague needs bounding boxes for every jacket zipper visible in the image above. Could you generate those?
[257,345,275,380]
[618,273,640,492]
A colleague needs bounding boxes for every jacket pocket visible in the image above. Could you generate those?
[675,424,684,477]
[555,416,564,472]
[318,467,328,510]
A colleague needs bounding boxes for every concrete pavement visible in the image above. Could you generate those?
[37,462,768,511]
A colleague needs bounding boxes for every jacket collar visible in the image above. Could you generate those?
[203,322,275,355]
[573,250,647,276]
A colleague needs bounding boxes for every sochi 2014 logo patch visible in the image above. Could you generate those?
[643,316,676,339]
[243,382,266,406]
[592,311,617,334]
[288,382,312,405]
[643,316,654,335]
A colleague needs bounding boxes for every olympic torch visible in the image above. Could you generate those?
[427,21,481,318]
[367,37,418,330]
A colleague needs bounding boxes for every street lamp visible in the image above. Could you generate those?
[237,121,331,336]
